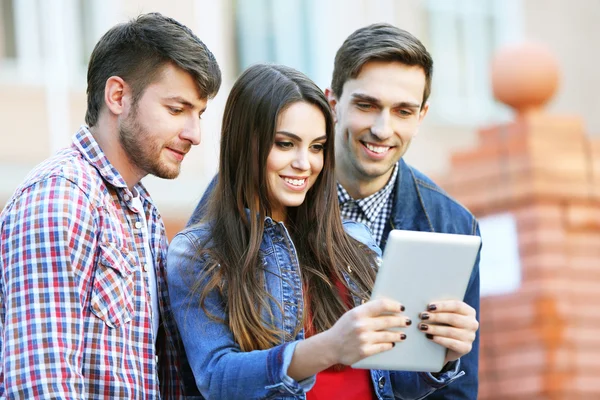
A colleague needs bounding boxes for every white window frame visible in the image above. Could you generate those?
[425,0,523,125]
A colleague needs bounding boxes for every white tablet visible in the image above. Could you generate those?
[352,229,481,372]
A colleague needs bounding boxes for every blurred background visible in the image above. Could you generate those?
[1,0,599,397]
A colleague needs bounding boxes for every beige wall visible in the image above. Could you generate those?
[0,85,50,163]
[2,0,599,213]
[523,0,600,135]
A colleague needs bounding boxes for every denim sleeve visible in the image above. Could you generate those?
[425,222,481,400]
[385,359,465,399]
[166,231,316,399]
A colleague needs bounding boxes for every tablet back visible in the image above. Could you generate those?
[352,229,480,372]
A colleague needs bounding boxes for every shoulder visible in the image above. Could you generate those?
[342,220,382,257]
[1,149,106,225]
[403,163,478,235]
[167,223,214,271]
[9,147,103,207]
[171,223,214,249]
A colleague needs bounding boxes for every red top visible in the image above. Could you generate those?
[305,277,377,400]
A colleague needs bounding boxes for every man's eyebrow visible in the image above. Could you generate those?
[351,93,421,110]
[164,96,207,113]
[276,131,327,142]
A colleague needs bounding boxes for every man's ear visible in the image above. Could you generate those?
[413,102,430,138]
[419,102,430,123]
[325,88,338,123]
[104,76,131,116]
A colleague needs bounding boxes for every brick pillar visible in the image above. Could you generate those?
[439,43,600,399]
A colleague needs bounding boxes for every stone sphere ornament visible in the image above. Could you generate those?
[491,42,560,115]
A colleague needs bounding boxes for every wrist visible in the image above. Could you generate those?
[314,329,339,367]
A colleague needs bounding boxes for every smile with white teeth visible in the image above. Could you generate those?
[364,142,390,154]
[283,177,306,186]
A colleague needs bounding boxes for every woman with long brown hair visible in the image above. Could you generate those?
[167,64,464,399]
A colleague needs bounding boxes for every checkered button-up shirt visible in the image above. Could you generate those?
[0,127,185,399]
[338,164,398,246]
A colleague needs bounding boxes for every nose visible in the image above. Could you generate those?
[180,116,201,146]
[291,148,310,171]
[370,112,393,141]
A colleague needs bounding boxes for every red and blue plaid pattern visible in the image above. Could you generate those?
[0,127,185,399]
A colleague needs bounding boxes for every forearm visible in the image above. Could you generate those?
[287,330,337,381]
[2,263,87,398]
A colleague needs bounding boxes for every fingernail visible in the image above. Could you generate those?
[405,318,412,326]
[400,305,406,312]
[426,334,434,340]
[419,324,428,331]
[392,342,396,347]
[420,312,429,320]
[427,304,437,311]
[400,333,407,340]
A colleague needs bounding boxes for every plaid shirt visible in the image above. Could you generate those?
[0,127,185,399]
[338,164,398,246]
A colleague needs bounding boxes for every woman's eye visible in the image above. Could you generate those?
[311,143,325,152]
[275,141,293,149]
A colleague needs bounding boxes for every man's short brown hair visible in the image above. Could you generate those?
[331,23,433,105]
[85,12,222,127]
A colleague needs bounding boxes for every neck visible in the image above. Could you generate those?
[336,167,394,200]
[270,207,287,224]
[89,119,145,190]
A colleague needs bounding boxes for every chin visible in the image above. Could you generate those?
[152,165,181,180]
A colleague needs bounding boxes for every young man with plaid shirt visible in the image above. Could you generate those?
[0,13,220,399]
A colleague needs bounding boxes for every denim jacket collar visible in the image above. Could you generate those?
[390,159,435,234]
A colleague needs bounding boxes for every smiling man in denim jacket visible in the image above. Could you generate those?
[190,23,480,400]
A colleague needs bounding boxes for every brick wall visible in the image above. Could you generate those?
[440,113,600,399]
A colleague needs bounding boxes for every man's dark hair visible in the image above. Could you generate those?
[85,12,222,126]
[331,23,433,105]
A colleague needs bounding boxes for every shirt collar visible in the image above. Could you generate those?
[72,125,154,206]
[337,163,398,222]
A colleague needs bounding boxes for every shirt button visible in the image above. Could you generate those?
[123,194,130,201]
[135,221,143,229]
[378,376,386,389]
[155,355,159,364]
[144,264,150,272]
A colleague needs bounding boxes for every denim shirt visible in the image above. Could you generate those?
[167,219,463,399]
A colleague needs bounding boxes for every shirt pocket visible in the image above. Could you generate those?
[90,242,137,328]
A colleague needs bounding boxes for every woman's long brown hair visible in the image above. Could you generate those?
[193,64,377,352]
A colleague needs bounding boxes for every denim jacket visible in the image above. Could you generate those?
[188,159,481,399]
[167,218,464,399]
[382,160,481,400]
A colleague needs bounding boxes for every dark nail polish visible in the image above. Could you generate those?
[405,318,412,326]
[400,333,407,340]
[392,342,396,347]
[427,304,437,311]
[426,334,434,340]
[419,324,428,331]
[420,312,429,320]
[400,305,406,312]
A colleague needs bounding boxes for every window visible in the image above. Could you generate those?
[0,0,16,59]
[235,0,312,78]
[0,0,116,86]
[425,0,523,124]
